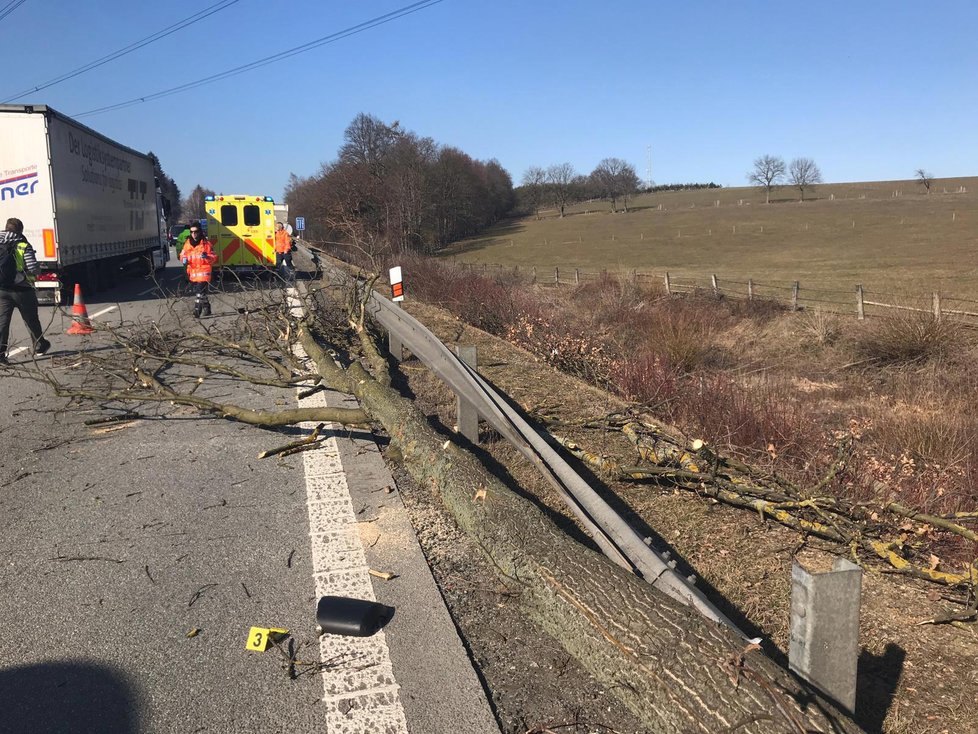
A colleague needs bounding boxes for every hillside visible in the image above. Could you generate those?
[445,176,978,302]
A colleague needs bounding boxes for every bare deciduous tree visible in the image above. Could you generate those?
[589,158,640,212]
[182,185,216,222]
[546,163,576,218]
[286,114,515,251]
[788,157,823,201]
[915,168,934,193]
[521,166,547,219]
[748,155,786,204]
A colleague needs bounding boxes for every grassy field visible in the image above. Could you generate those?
[444,176,978,308]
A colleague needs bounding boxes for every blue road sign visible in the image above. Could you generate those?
[295,216,306,231]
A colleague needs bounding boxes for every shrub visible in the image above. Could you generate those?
[665,371,824,466]
[801,308,841,347]
[608,349,677,405]
[851,311,960,365]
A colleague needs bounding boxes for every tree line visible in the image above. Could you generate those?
[518,159,641,218]
[149,153,182,225]
[644,182,721,193]
[517,161,724,218]
[283,113,515,255]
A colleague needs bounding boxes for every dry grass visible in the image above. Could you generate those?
[400,252,978,515]
[446,176,978,302]
[395,294,978,734]
[850,310,963,365]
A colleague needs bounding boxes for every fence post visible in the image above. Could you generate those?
[555,266,559,286]
[664,272,671,294]
[856,285,865,320]
[747,279,754,301]
[789,558,862,713]
[575,268,580,284]
[791,281,800,311]
[455,345,479,444]
[711,274,719,296]
[933,292,942,320]
[532,266,536,283]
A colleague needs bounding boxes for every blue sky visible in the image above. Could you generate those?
[6,1,977,203]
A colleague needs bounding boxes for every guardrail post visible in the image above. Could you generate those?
[791,281,800,311]
[789,558,862,713]
[455,345,479,444]
[388,329,404,362]
[856,285,865,320]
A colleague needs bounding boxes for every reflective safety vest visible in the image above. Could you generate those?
[14,241,37,286]
[180,238,216,283]
[274,229,292,254]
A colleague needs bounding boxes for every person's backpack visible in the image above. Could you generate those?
[0,236,19,288]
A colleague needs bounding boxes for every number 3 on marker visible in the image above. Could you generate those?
[246,625,288,652]
[246,626,268,651]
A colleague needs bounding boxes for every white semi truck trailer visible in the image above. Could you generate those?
[0,104,169,304]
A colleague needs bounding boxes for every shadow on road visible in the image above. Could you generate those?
[0,660,138,734]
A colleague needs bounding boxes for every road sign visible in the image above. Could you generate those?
[389,266,404,302]
[295,216,305,231]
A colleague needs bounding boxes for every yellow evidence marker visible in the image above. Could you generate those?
[245,626,289,652]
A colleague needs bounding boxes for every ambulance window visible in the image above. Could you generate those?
[220,205,238,226]
[243,205,261,227]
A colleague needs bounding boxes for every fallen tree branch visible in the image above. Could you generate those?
[554,428,978,589]
[259,423,327,459]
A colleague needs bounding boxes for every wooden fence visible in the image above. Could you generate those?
[456,262,978,326]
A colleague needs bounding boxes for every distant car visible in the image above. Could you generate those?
[168,223,190,248]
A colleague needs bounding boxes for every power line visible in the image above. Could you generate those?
[0,0,29,23]
[2,0,242,103]
[75,0,443,118]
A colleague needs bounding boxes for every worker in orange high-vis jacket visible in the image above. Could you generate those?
[273,221,295,282]
[179,221,216,318]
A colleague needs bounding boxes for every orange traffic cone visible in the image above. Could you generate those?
[66,283,95,335]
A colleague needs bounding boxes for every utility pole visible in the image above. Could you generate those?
[646,144,653,189]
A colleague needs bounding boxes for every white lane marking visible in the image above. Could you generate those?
[88,305,117,319]
[138,284,162,296]
[8,346,26,357]
[287,287,409,733]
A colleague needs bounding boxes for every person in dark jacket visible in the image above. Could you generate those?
[0,217,50,364]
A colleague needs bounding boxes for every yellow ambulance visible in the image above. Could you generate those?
[203,195,277,272]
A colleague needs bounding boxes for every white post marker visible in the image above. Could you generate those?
[389,266,404,302]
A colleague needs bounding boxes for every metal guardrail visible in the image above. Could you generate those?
[306,258,747,637]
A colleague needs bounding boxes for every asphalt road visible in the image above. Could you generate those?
[0,261,498,733]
